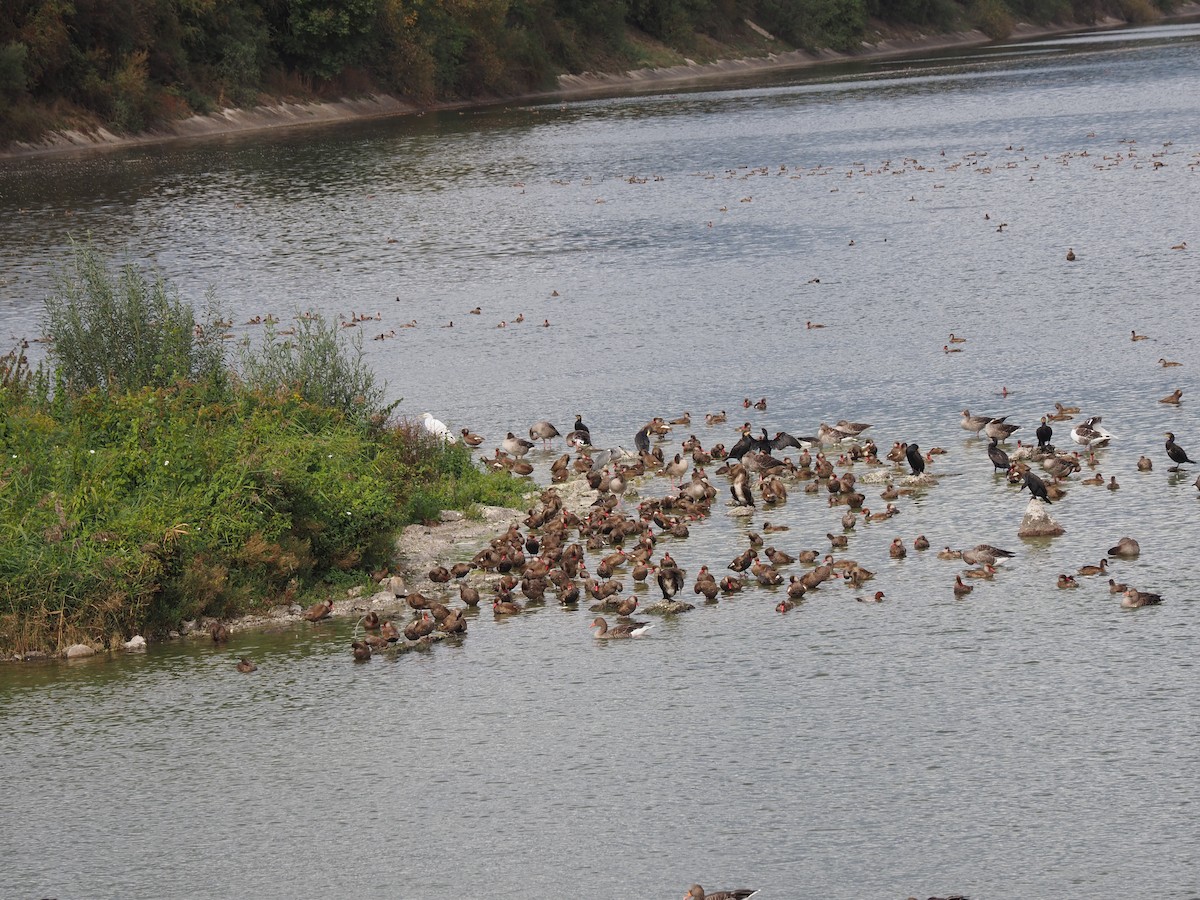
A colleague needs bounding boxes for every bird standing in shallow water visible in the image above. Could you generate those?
[987,437,1010,472]
[1165,432,1194,470]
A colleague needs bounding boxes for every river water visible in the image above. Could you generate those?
[3,22,1200,899]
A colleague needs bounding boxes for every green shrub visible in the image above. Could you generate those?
[43,242,228,396]
[235,313,388,423]
[972,0,1016,38]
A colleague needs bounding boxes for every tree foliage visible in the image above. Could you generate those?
[0,0,1177,142]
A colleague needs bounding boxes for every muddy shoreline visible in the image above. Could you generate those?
[5,11,1196,161]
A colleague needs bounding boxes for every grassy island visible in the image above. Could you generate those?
[0,245,526,656]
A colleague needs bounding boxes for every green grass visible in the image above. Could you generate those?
[0,247,529,656]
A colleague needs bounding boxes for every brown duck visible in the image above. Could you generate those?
[303,598,333,622]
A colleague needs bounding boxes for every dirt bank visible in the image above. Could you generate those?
[5,11,1195,161]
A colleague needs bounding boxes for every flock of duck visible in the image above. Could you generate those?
[276,375,1190,666]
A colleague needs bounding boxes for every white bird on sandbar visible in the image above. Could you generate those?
[422,412,456,443]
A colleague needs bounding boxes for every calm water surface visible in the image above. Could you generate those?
[3,22,1200,899]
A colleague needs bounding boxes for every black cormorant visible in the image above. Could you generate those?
[987,438,1010,473]
[1165,432,1194,469]
[1020,470,1051,503]
[905,442,926,476]
[1036,417,1053,449]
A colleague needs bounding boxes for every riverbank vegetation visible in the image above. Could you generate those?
[0,245,526,656]
[0,0,1183,147]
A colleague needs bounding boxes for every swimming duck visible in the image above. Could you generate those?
[705,411,727,425]
[963,564,997,579]
[1108,578,1129,594]
[351,640,371,661]
[1071,416,1113,448]
[857,591,886,603]
[492,598,523,616]
[685,885,760,900]
[1078,559,1108,576]
[953,576,973,597]
[1081,471,1104,486]
[1121,588,1163,608]
[1066,248,1076,261]
[591,616,654,638]
[889,538,907,559]
[827,532,849,549]
[1057,574,1078,589]
[1108,475,1120,490]
[948,333,967,343]
[776,598,795,613]
[1131,330,1148,341]
[210,622,230,643]
[362,611,381,631]
[914,535,930,551]
[1160,389,1183,405]
[765,547,795,566]
[1108,537,1140,558]
[1159,358,1182,367]
[303,598,334,622]
[460,428,484,446]
[236,657,257,673]
[943,344,962,353]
